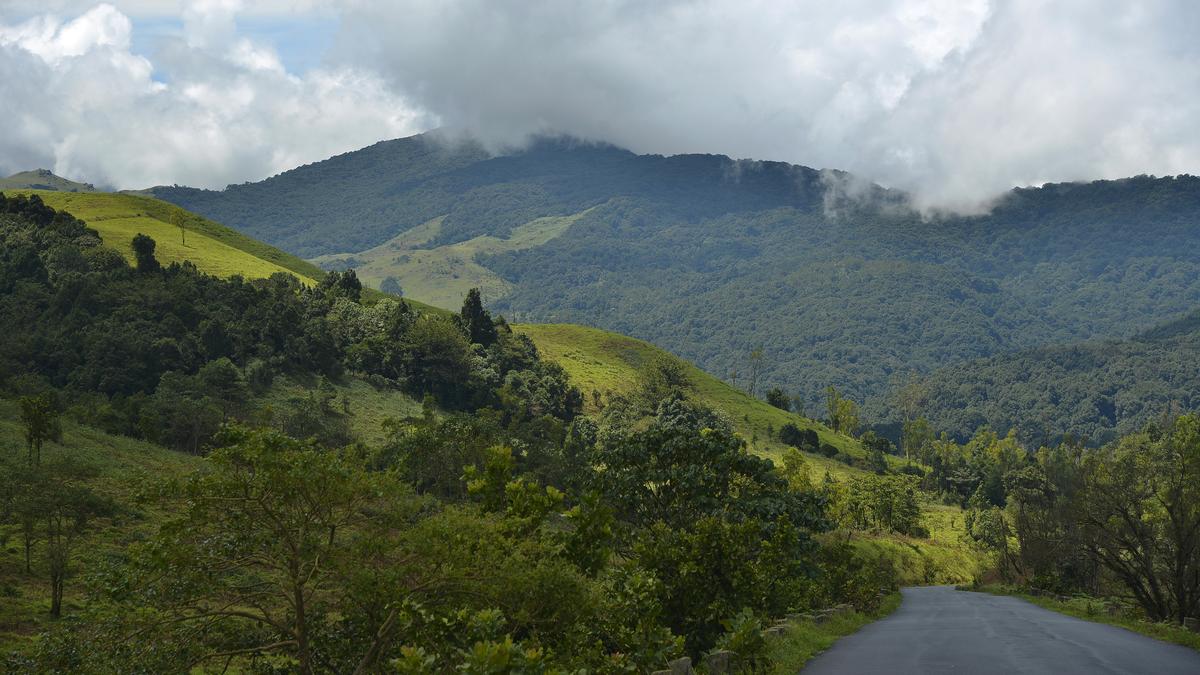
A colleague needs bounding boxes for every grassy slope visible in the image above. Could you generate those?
[516,323,985,582]
[0,400,200,651]
[0,171,95,193]
[5,190,450,316]
[260,375,425,447]
[312,208,593,310]
[517,323,874,477]
[12,190,325,283]
[846,503,986,585]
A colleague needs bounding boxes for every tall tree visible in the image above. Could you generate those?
[824,386,860,436]
[170,210,187,246]
[19,394,60,466]
[459,287,498,346]
[746,347,764,397]
[128,427,416,673]
[1079,415,1200,623]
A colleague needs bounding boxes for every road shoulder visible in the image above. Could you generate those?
[765,592,903,674]
[967,584,1200,652]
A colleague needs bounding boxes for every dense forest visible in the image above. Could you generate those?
[0,194,915,672]
[151,135,1200,439]
[907,309,1200,446]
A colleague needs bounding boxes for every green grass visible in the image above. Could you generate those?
[969,585,1200,652]
[514,323,898,479]
[312,208,593,310]
[0,399,200,652]
[846,503,987,585]
[0,170,95,193]
[766,592,903,673]
[0,375,423,653]
[260,375,425,447]
[6,190,451,318]
[13,190,325,284]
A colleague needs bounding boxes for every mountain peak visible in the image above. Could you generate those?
[0,169,97,193]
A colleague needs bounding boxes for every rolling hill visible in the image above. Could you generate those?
[147,135,1200,428]
[516,323,884,479]
[0,189,449,315]
[10,190,324,284]
[0,169,96,193]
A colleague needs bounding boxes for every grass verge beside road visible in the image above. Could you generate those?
[766,592,903,673]
[967,584,1200,651]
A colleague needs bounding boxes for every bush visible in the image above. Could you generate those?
[816,542,899,612]
[780,423,820,451]
[714,608,768,671]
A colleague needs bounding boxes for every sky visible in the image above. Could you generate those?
[1,0,1198,210]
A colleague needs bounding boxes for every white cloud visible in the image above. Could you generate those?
[0,1,338,20]
[2,0,1198,208]
[0,1,427,189]
[334,0,1200,210]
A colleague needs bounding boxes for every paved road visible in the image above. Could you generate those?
[802,586,1200,674]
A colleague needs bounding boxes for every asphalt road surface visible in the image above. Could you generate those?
[802,585,1200,674]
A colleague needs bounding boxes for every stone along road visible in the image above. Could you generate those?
[802,585,1200,674]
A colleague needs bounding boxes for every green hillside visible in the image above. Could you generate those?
[0,169,96,193]
[0,399,200,650]
[2,189,449,316]
[12,190,324,283]
[313,207,594,310]
[517,323,892,475]
[151,136,1200,433]
[911,307,1200,446]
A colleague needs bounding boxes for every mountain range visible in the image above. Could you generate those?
[30,133,1200,443]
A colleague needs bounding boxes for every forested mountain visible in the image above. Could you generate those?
[907,308,1200,447]
[149,133,1200,424]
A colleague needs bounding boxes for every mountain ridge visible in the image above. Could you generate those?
[143,135,1200,432]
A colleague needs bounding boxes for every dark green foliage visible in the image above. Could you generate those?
[459,287,499,347]
[811,541,899,612]
[634,516,817,655]
[963,415,1200,625]
[0,458,116,618]
[316,268,362,302]
[591,424,823,530]
[398,314,475,405]
[130,233,160,273]
[766,386,791,411]
[915,311,1200,446]
[780,421,819,451]
[18,393,61,465]
[379,275,403,296]
[0,197,582,455]
[825,474,923,535]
